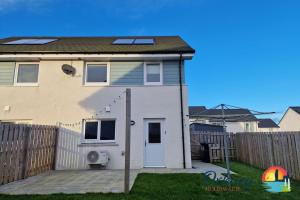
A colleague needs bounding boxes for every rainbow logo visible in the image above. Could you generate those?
[262,166,291,193]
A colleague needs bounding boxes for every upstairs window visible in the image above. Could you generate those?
[144,62,162,85]
[15,63,39,85]
[85,63,109,86]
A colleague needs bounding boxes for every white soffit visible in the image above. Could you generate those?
[0,53,194,61]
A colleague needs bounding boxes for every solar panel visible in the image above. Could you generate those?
[112,38,155,45]
[112,39,134,44]
[3,39,57,45]
[133,39,154,44]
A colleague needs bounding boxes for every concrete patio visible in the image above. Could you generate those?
[0,161,234,195]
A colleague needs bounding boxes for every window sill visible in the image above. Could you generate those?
[14,84,39,87]
[84,83,109,87]
[144,83,163,86]
[78,142,118,147]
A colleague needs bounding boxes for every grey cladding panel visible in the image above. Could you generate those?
[163,61,185,85]
[110,62,144,85]
[0,62,15,85]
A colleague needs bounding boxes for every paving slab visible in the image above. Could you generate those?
[0,170,139,194]
[0,161,234,194]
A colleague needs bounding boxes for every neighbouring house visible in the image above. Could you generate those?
[279,107,300,131]
[0,36,195,170]
[257,118,280,132]
[189,106,259,133]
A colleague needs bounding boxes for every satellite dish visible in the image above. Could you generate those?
[62,64,76,75]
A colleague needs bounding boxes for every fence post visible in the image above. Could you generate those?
[268,133,275,166]
[124,88,131,193]
[52,127,59,170]
[21,126,30,179]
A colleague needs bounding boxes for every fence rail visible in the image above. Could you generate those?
[190,131,236,162]
[0,124,58,185]
[236,132,300,180]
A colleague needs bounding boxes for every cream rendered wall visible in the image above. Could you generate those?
[0,60,191,169]
[226,121,258,133]
[256,127,280,132]
[279,108,300,131]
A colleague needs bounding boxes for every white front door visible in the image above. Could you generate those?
[144,119,165,167]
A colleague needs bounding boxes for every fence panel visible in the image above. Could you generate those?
[235,132,300,180]
[0,124,58,185]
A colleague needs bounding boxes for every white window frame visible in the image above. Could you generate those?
[83,119,116,143]
[14,62,39,86]
[144,62,163,85]
[84,62,110,86]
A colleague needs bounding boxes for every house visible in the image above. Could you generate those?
[257,118,280,132]
[0,36,195,170]
[189,106,259,133]
[279,107,300,131]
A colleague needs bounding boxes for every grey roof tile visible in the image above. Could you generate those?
[0,36,195,54]
[258,119,279,128]
[290,107,300,115]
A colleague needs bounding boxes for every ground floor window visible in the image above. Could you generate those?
[84,119,116,142]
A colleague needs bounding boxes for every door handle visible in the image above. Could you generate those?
[145,140,146,147]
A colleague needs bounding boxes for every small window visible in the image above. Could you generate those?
[100,120,115,140]
[16,64,39,85]
[144,62,162,85]
[84,121,98,139]
[245,123,250,132]
[148,123,161,143]
[83,119,116,142]
[85,63,109,85]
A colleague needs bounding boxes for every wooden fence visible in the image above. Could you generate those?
[236,132,300,180]
[0,124,58,185]
[190,131,236,162]
[191,131,300,180]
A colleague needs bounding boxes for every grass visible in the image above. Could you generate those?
[0,162,300,200]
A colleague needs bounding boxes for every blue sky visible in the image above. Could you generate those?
[0,0,299,121]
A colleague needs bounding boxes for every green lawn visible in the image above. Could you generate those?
[0,162,299,200]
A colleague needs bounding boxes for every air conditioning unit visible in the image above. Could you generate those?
[86,151,109,167]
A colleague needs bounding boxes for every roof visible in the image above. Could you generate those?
[189,106,257,122]
[189,106,207,117]
[190,123,223,132]
[0,36,195,54]
[258,119,279,128]
[290,107,300,115]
